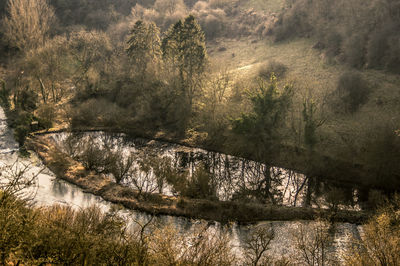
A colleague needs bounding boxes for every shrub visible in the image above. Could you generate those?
[335,72,371,113]
[362,123,400,188]
[48,149,72,174]
[70,99,101,128]
[109,152,135,184]
[243,224,274,265]
[273,4,311,42]
[325,187,348,212]
[0,194,34,265]
[344,197,400,265]
[71,98,125,129]
[183,164,217,200]
[293,220,333,265]
[76,136,117,173]
[202,14,223,39]
[36,103,56,129]
[149,222,236,265]
[25,205,142,265]
[385,35,400,74]
[208,0,235,9]
[341,33,367,68]
[13,110,34,146]
[367,190,386,209]
[16,88,38,112]
[366,26,392,69]
[323,31,342,58]
[0,79,10,109]
[258,60,288,80]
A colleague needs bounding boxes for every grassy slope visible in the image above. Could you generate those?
[208,33,400,164]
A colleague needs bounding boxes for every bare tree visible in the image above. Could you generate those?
[127,153,158,198]
[154,0,186,16]
[2,0,55,51]
[293,220,333,266]
[24,36,70,103]
[110,152,135,184]
[149,222,235,265]
[0,159,40,264]
[131,215,154,265]
[0,159,40,200]
[243,224,275,266]
[151,156,173,194]
[68,30,112,89]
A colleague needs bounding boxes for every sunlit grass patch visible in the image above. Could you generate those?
[208,35,400,162]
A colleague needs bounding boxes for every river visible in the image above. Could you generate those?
[0,107,362,263]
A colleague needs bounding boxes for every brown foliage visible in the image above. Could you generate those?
[2,0,55,51]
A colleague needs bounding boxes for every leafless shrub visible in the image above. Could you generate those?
[154,0,186,17]
[110,152,135,184]
[126,152,158,197]
[243,224,275,266]
[151,156,173,194]
[335,72,371,113]
[130,215,155,265]
[341,32,367,68]
[76,136,117,174]
[35,103,56,129]
[149,222,235,265]
[292,220,333,265]
[0,159,40,200]
[62,133,84,158]
[258,60,288,80]
[0,159,40,264]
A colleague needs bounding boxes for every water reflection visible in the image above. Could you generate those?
[0,108,362,261]
[49,132,365,210]
[52,179,69,197]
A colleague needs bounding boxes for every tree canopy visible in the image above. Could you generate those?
[126,20,162,76]
[162,15,207,106]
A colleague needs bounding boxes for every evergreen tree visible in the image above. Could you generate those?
[231,76,293,203]
[162,15,207,106]
[232,76,293,160]
[126,20,162,77]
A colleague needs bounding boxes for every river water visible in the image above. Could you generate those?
[0,107,362,263]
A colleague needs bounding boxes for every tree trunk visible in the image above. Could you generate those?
[37,77,47,103]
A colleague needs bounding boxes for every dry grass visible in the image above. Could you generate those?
[208,35,400,164]
[210,37,344,96]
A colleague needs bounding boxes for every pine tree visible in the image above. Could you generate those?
[126,20,162,76]
[162,15,207,106]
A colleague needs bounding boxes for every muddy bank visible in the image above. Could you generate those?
[26,135,368,224]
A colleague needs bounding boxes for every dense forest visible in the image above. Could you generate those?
[0,0,400,264]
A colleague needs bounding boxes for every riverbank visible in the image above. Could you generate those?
[32,126,382,192]
[26,134,368,224]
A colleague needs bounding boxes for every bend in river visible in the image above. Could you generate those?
[0,107,362,261]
